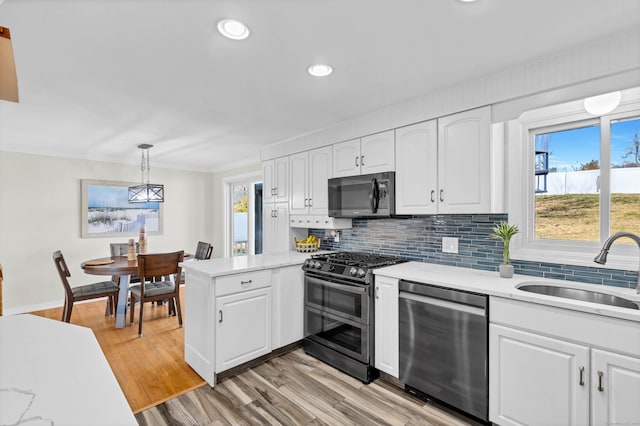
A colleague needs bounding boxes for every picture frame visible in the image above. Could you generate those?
[81,179,163,238]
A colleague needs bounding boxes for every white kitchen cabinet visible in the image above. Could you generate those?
[290,146,332,216]
[374,275,400,378]
[395,119,438,215]
[216,286,272,372]
[263,156,289,204]
[395,107,494,215]
[591,349,640,425]
[490,296,640,426]
[332,130,395,177]
[437,106,491,213]
[263,203,290,254]
[490,324,589,426]
[271,265,304,350]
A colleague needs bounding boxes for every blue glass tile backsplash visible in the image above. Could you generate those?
[309,214,638,289]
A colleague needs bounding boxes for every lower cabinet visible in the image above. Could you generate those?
[216,286,272,372]
[490,297,640,426]
[374,275,399,378]
[271,265,304,350]
[591,349,640,425]
[490,324,589,425]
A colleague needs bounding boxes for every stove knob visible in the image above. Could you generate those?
[303,260,310,267]
[357,268,366,278]
[349,267,358,277]
[314,261,322,269]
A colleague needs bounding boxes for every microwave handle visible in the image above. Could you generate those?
[370,178,380,213]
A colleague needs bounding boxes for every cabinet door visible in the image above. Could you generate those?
[308,146,332,216]
[271,266,304,349]
[360,130,395,174]
[374,275,399,377]
[263,160,275,203]
[591,349,640,425]
[263,203,289,254]
[395,120,438,215]
[216,287,272,372]
[489,324,589,426]
[332,138,361,177]
[289,152,309,215]
[273,156,289,203]
[438,106,491,213]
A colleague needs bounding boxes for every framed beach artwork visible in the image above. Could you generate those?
[81,179,163,238]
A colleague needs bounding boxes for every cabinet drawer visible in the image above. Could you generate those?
[215,270,271,297]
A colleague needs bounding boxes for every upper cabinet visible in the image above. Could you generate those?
[396,106,498,215]
[332,130,395,178]
[395,119,438,215]
[263,156,289,204]
[290,146,332,216]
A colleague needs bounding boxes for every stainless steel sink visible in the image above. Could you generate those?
[517,283,640,310]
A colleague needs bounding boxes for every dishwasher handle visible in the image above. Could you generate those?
[399,279,487,310]
[399,291,487,317]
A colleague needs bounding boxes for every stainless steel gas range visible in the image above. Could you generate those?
[301,251,406,383]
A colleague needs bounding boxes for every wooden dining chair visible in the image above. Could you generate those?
[194,241,213,260]
[53,251,120,323]
[129,251,184,337]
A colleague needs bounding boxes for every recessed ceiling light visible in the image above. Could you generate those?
[217,19,250,40]
[458,0,479,2]
[308,64,333,77]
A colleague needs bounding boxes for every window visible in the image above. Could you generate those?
[508,88,640,270]
[224,174,263,257]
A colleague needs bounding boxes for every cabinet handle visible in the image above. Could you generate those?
[240,279,252,285]
[355,156,359,167]
[440,189,444,202]
[597,371,604,392]
[578,366,584,386]
[218,310,223,323]
[274,210,278,218]
[309,198,312,207]
[360,155,365,166]
[430,190,435,203]
[272,188,276,196]
[375,286,379,299]
[304,198,309,207]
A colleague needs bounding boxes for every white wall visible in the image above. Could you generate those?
[0,151,213,314]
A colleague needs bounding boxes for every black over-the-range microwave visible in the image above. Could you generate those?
[328,171,395,218]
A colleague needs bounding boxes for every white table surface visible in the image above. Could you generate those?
[0,314,137,426]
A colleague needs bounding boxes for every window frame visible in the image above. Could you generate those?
[223,172,262,258]
[508,96,640,271]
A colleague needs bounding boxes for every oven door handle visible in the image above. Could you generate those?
[305,274,367,294]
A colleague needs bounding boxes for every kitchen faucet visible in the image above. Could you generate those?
[593,232,640,294]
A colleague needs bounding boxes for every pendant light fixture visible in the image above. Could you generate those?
[0,25,19,102]
[128,144,164,203]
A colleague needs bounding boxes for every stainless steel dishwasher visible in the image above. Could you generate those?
[399,280,488,422]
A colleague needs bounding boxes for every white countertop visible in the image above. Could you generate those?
[0,314,137,425]
[180,250,317,278]
[374,262,640,323]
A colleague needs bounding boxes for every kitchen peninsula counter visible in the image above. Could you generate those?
[180,250,315,278]
[181,250,315,387]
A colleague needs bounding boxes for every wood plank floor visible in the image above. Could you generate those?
[29,287,206,413]
[31,291,478,425]
[136,349,478,426]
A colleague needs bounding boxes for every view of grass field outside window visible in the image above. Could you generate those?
[534,116,640,243]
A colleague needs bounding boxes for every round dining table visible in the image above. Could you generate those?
[81,256,140,328]
[81,253,190,328]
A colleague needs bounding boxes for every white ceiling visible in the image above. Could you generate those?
[1,0,639,172]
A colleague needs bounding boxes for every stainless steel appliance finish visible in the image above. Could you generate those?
[399,280,489,422]
[303,252,406,383]
[518,283,640,310]
[328,172,395,218]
